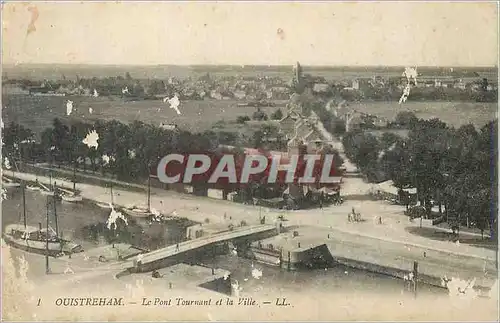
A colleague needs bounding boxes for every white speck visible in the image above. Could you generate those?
[122,87,129,95]
[102,154,111,165]
[82,130,99,149]
[244,278,249,281]
[223,272,230,280]
[251,267,263,279]
[165,95,181,115]
[344,270,348,274]
[89,107,93,114]
[106,206,128,230]
[93,89,99,97]
[66,100,73,116]
[445,276,479,300]
[399,67,418,104]
[488,279,498,300]
[3,157,11,169]
[231,279,242,297]
[64,263,74,274]
[128,149,136,159]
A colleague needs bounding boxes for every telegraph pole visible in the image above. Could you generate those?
[147,175,151,212]
[22,181,27,228]
[53,194,59,238]
[45,196,50,274]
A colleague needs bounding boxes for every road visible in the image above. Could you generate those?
[4,170,496,263]
[140,224,275,265]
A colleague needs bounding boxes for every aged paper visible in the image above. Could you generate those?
[1,1,499,321]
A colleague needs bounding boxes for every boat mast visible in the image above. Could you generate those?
[73,161,76,191]
[110,182,114,205]
[22,181,27,228]
[53,194,59,238]
[45,196,50,274]
[147,175,151,212]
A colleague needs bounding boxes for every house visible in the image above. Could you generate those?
[159,123,180,131]
[453,80,466,90]
[210,90,223,100]
[312,83,330,93]
[233,90,247,100]
[352,79,360,90]
[278,114,298,135]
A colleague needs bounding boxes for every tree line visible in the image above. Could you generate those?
[2,116,343,200]
[341,112,498,239]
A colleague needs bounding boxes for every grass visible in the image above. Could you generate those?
[349,101,497,128]
[2,94,285,136]
[2,94,496,139]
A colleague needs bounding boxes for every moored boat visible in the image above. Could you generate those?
[2,177,21,188]
[122,206,152,218]
[26,185,41,191]
[96,202,113,209]
[40,190,55,196]
[3,182,21,188]
[3,224,83,256]
[62,194,83,203]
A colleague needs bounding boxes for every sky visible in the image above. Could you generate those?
[1,2,498,67]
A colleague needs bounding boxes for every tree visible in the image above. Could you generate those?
[236,116,251,124]
[394,111,418,128]
[270,108,283,120]
[252,108,268,121]
[342,130,381,173]
[252,130,264,148]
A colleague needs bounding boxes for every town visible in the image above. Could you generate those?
[1,2,498,322]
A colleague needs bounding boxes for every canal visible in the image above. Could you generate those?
[2,187,446,297]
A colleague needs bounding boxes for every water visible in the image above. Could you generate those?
[2,187,445,296]
[1,188,191,251]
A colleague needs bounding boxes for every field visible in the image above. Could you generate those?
[1,93,497,138]
[1,94,285,136]
[3,64,497,81]
[350,101,497,129]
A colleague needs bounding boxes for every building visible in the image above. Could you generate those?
[159,123,180,131]
[293,61,303,85]
[312,83,330,93]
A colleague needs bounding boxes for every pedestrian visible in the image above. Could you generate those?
[175,243,179,252]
